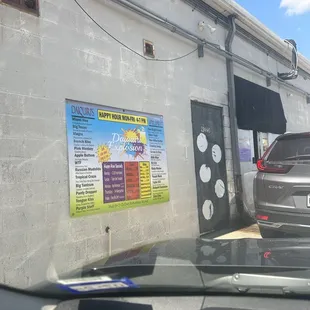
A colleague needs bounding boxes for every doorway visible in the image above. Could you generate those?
[191,101,230,235]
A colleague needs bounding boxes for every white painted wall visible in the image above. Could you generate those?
[0,0,235,288]
[233,36,310,135]
[0,0,309,289]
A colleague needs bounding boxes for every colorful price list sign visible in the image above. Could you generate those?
[65,100,170,217]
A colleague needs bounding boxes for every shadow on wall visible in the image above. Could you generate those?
[241,171,256,224]
[226,171,256,227]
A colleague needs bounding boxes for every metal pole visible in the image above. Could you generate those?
[225,15,244,221]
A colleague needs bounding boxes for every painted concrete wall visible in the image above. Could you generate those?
[233,35,310,133]
[0,0,234,288]
[1,0,309,289]
[234,33,310,172]
[233,34,310,217]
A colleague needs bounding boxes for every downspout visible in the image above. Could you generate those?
[225,15,243,222]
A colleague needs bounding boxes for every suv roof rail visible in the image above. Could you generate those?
[278,132,310,140]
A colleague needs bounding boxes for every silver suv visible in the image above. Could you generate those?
[254,132,310,238]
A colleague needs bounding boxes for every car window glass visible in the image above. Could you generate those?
[268,138,310,161]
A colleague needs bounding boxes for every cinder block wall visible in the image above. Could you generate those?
[0,0,233,287]
[233,35,310,130]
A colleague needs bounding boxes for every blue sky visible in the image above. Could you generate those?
[235,0,310,59]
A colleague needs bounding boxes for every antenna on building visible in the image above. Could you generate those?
[278,39,298,80]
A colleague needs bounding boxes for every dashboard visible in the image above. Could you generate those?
[3,288,310,310]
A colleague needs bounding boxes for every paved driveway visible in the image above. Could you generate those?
[215,224,261,239]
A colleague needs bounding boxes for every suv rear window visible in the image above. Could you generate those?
[267,137,310,161]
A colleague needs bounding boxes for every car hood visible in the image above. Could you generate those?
[81,237,310,271]
[32,237,310,295]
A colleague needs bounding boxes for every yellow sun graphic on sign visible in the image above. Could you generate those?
[97,144,111,163]
[122,128,138,141]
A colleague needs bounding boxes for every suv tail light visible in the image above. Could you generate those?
[257,159,293,174]
[256,214,269,221]
[256,141,293,174]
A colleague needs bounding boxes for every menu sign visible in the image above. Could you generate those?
[65,100,170,217]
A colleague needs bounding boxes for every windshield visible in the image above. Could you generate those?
[1,0,310,300]
[267,137,310,161]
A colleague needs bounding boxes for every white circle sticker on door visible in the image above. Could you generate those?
[197,133,208,153]
[201,245,216,256]
[199,164,211,183]
[216,255,227,263]
[202,200,214,220]
[212,144,222,163]
[215,179,225,198]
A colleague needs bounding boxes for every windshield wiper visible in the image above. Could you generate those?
[205,273,310,295]
[284,155,310,160]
